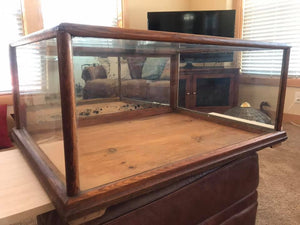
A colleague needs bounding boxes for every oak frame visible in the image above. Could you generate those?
[10,23,290,221]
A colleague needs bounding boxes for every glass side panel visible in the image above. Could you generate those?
[16,38,65,184]
[178,48,283,130]
[72,37,172,191]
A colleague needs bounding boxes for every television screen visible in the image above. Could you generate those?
[148,10,235,37]
[148,10,236,64]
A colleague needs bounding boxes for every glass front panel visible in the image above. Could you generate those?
[16,38,65,183]
[11,24,289,200]
[72,38,171,190]
[68,37,285,192]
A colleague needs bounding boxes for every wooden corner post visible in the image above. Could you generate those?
[118,56,122,100]
[9,46,21,129]
[170,54,180,110]
[275,48,290,131]
[57,31,80,196]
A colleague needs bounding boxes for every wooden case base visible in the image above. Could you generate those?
[37,153,258,225]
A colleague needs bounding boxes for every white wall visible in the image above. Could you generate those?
[123,0,233,30]
[123,0,190,29]
[189,0,233,10]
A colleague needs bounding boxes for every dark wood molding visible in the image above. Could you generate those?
[170,54,179,110]
[233,0,244,39]
[180,67,240,75]
[56,31,80,197]
[240,74,280,86]
[77,106,172,127]
[117,57,122,100]
[10,27,57,47]
[11,23,290,49]
[11,128,68,214]
[57,23,290,49]
[275,48,290,131]
[9,46,21,129]
[176,108,273,133]
[73,46,176,57]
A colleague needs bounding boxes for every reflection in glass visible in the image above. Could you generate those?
[195,78,230,107]
[16,38,65,182]
[72,38,172,190]
[178,48,283,129]
[72,37,171,120]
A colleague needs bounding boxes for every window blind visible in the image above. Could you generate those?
[12,0,123,94]
[0,0,23,93]
[242,0,300,77]
[17,42,48,93]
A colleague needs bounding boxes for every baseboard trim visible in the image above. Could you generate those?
[283,113,300,124]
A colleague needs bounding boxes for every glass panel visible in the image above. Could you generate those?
[72,37,171,190]
[195,77,230,107]
[70,37,284,191]
[178,47,283,130]
[73,38,170,121]
[237,49,282,127]
[16,38,65,184]
[123,56,170,104]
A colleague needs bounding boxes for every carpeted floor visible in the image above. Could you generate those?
[256,122,300,225]
[11,123,300,225]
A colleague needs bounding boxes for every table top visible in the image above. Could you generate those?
[0,149,53,225]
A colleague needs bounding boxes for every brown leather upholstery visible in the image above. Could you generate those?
[96,154,258,225]
[37,154,259,225]
[83,79,170,103]
[200,192,257,225]
[83,79,118,99]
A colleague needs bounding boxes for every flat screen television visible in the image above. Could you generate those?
[148,10,236,67]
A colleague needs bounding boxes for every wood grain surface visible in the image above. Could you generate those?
[0,149,53,225]
[57,31,79,196]
[38,113,261,191]
[275,48,290,131]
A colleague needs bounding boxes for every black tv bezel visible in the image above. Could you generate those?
[147,10,236,64]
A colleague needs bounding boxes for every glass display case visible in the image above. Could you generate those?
[10,23,290,222]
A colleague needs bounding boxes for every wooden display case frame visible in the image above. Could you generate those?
[9,23,290,222]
